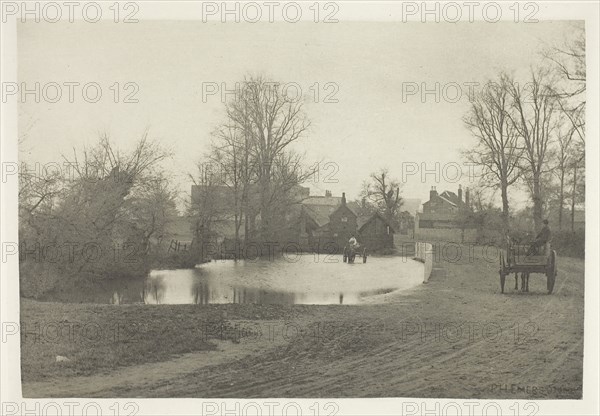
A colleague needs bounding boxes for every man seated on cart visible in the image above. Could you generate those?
[527,219,552,256]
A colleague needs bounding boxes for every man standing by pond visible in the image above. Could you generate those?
[348,234,359,249]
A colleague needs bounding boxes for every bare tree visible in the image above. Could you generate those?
[20,133,172,291]
[545,24,586,231]
[18,163,62,217]
[209,118,257,245]
[568,140,585,232]
[226,76,310,239]
[551,119,577,230]
[59,133,171,242]
[508,68,559,232]
[18,132,63,229]
[361,168,403,227]
[463,73,522,235]
[132,173,178,254]
[188,162,229,260]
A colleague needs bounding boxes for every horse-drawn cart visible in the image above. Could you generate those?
[343,244,367,264]
[499,240,557,294]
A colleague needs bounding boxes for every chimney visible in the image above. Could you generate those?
[465,187,470,208]
[458,184,463,202]
[430,186,438,200]
[342,192,347,206]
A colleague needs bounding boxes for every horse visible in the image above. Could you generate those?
[514,272,530,292]
[343,244,358,263]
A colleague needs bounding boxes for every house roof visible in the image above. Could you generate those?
[301,196,343,206]
[439,190,461,206]
[358,211,396,233]
[357,215,370,229]
[300,196,360,228]
[302,204,332,227]
[347,201,361,215]
[422,190,465,208]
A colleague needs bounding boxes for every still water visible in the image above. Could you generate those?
[106,254,423,305]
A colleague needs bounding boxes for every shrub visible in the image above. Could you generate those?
[552,230,585,258]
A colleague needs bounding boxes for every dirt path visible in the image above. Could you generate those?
[23,254,584,399]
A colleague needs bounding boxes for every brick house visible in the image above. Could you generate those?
[416,185,477,242]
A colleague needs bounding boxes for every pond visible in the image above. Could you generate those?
[62,254,424,305]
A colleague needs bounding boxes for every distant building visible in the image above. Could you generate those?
[189,184,396,252]
[299,191,395,251]
[416,185,476,242]
[190,183,310,242]
[422,185,468,217]
[357,211,396,250]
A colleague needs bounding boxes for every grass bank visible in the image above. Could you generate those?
[20,300,304,381]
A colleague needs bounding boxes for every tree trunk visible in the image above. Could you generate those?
[532,170,543,232]
[558,170,565,230]
[234,213,240,245]
[571,164,578,232]
[244,214,249,245]
[500,182,510,237]
[260,165,272,240]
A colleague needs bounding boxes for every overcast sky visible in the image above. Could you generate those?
[18,20,579,210]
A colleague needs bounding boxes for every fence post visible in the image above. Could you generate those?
[414,242,433,283]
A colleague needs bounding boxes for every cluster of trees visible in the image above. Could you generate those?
[19,134,176,296]
[357,168,404,229]
[463,25,585,237]
[191,76,314,247]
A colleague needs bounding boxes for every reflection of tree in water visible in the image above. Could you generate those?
[191,279,211,305]
[190,282,297,305]
[102,278,144,305]
[143,276,166,304]
[233,287,295,305]
[110,292,123,305]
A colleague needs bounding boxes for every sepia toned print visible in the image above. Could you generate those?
[1,2,597,414]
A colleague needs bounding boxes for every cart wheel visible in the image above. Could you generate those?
[546,250,557,294]
[499,252,506,293]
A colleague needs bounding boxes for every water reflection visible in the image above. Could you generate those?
[76,254,424,305]
[189,283,298,305]
[139,254,423,305]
